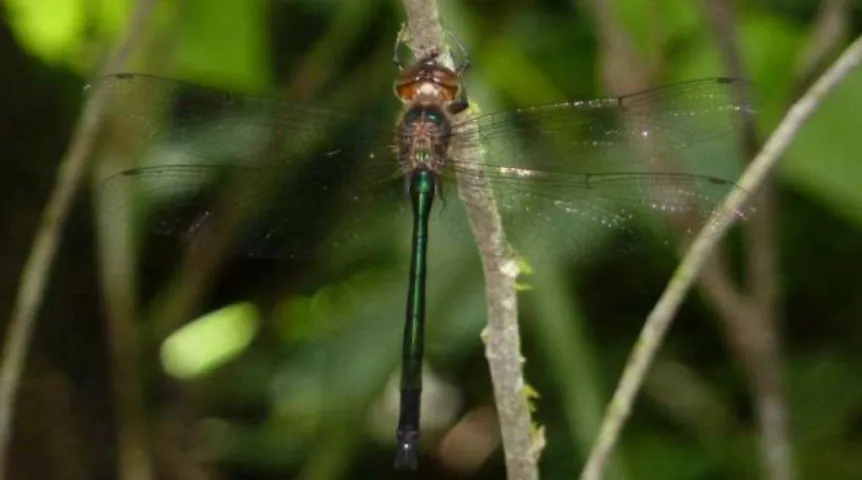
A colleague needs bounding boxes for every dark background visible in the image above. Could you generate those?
[2,0,862,479]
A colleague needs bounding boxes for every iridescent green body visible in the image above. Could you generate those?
[395,168,435,466]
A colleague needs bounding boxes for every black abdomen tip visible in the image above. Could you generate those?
[394,430,419,470]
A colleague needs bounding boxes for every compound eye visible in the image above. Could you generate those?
[394,82,418,101]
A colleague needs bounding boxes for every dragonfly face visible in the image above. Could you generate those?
[393,54,463,106]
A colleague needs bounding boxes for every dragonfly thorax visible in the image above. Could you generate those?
[397,104,451,173]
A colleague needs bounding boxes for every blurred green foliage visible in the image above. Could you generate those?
[161,302,260,379]
[3,0,862,479]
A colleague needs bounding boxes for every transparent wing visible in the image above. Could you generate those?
[446,78,755,261]
[94,74,408,260]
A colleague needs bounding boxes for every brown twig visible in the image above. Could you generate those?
[581,34,862,480]
[97,194,154,480]
[701,2,794,479]
[0,1,161,478]
[400,1,540,478]
[795,0,851,91]
[583,0,652,93]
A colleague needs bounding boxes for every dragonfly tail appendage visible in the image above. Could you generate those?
[394,389,421,470]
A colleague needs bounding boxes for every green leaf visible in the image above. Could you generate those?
[4,0,85,64]
[161,302,260,379]
[780,68,862,228]
[615,0,700,66]
[673,9,802,83]
[170,0,270,90]
[737,10,802,96]
[789,353,862,443]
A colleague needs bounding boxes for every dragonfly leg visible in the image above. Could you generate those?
[393,24,410,70]
[392,24,471,75]
[447,96,469,115]
[446,28,471,75]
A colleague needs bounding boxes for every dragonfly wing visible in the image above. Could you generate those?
[94,74,406,261]
[447,78,755,262]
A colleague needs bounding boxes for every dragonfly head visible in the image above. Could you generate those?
[394,54,463,106]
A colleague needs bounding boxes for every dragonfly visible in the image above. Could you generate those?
[93,46,754,470]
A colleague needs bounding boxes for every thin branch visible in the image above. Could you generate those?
[400,0,448,63]
[400,1,540,478]
[0,1,160,477]
[581,34,862,480]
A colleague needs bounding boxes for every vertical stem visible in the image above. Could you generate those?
[702,2,793,478]
[0,1,160,478]
[400,2,541,479]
